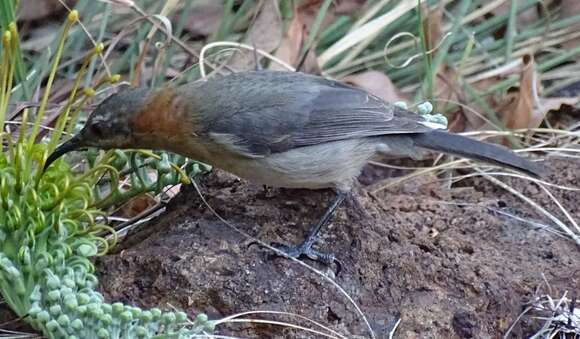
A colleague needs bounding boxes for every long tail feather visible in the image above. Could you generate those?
[413,130,544,177]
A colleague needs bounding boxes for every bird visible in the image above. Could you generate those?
[44,70,543,265]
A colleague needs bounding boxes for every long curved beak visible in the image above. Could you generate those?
[43,135,84,172]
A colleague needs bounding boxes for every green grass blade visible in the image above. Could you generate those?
[0,0,29,99]
[298,0,333,65]
[85,2,111,87]
[157,0,195,87]
[212,0,236,41]
[504,0,519,61]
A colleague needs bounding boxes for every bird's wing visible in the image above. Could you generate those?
[189,71,433,157]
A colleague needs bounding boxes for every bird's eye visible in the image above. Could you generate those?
[91,122,105,137]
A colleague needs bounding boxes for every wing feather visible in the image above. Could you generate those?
[186,71,432,157]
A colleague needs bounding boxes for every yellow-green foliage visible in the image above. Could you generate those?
[0,8,212,339]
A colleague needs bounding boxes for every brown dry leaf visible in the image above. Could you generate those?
[446,111,470,132]
[534,97,580,120]
[116,194,157,219]
[561,0,580,49]
[446,54,573,134]
[497,54,538,130]
[436,65,479,132]
[229,0,283,71]
[186,0,223,37]
[244,1,283,54]
[421,5,472,131]
[341,71,406,102]
[434,65,461,108]
[271,0,366,74]
[16,0,76,21]
[296,0,336,29]
[492,1,542,28]
[334,0,367,15]
[447,75,502,132]
[422,3,457,105]
[458,65,575,134]
[296,0,365,28]
[20,24,60,51]
[270,13,321,73]
[422,3,443,52]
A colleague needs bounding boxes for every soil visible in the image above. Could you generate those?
[95,156,580,339]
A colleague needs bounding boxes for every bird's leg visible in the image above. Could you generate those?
[272,191,346,265]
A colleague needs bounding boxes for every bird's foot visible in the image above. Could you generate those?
[271,241,333,263]
[270,241,342,274]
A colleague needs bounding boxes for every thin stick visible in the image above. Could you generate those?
[199,42,295,78]
[475,170,580,245]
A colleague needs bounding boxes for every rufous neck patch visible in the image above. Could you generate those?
[130,87,191,138]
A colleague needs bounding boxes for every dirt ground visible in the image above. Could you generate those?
[94,155,580,339]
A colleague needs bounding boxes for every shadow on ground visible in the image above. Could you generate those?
[97,158,580,338]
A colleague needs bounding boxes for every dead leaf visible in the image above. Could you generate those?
[458,57,539,132]
[491,2,542,28]
[452,55,576,134]
[270,13,321,73]
[16,0,76,21]
[244,1,283,54]
[228,0,283,71]
[561,0,580,49]
[296,0,334,28]
[341,71,406,103]
[296,0,361,28]
[186,0,223,37]
[116,194,157,219]
[334,0,367,15]
[422,3,458,106]
[421,5,472,131]
[435,39,574,134]
[534,97,580,121]
[446,74,504,132]
[434,65,461,107]
[436,65,482,132]
[19,24,60,51]
[271,0,366,74]
[446,110,469,132]
[422,3,443,52]
[497,54,538,130]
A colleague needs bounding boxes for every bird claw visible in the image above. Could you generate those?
[270,242,342,275]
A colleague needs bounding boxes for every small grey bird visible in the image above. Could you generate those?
[45,70,543,264]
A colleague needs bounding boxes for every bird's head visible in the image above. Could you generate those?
[44,87,150,171]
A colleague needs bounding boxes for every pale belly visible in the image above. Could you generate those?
[207,139,378,191]
[155,133,421,191]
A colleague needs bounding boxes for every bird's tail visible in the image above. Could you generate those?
[413,130,544,177]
